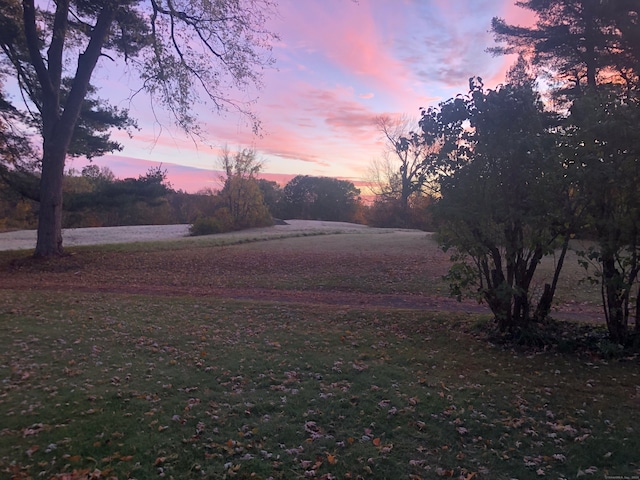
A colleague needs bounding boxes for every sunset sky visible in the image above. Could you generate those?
[69,0,533,193]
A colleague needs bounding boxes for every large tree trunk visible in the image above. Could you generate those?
[34,139,69,257]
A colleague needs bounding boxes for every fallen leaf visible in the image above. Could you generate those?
[26,445,39,457]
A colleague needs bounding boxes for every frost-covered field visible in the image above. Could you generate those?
[0,220,375,251]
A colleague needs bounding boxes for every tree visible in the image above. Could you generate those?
[280,175,361,222]
[81,164,116,186]
[64,165,174,226]
[368,115,436,227]
[427,76,571,332]
[566,90,640,344]
[219,176,272,229]
[256,178,283,218]
[0,0,277,256]
[216,146,272,229]
[0,80,40,200]
[491,0,640,99]
[492,1,640,342]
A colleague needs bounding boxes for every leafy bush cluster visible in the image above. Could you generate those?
[189,215,229,236]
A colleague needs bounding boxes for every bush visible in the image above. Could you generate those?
[189,216,229,236]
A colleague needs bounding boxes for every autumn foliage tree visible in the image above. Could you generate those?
[0,0,277,256]
[218,146,272,229]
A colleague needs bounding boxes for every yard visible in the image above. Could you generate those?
[0,226,637,479]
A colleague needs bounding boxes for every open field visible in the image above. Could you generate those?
[1,226,638,479]
[0,221,378,251]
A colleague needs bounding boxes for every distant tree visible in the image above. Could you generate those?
[427,75,571,332]
[367,115,438,229]
[64,166,174,226]
[256,178,283,218]
[280,175,361,222]
[0,0,277,256]
[167,191,219,225]
[219,176,272,229]
[216,146,272,230]
[81,165,116,187]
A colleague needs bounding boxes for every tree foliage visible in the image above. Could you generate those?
[63,166,174,226]
[201,146,273,233]
[280,175,361,223]
[565,90,640,344]
[427,76,570,332]
[491,0,640,99]
[491,0,640,343]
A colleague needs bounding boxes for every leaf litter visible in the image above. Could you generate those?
[0,234,637,478]
[1,290,638,479]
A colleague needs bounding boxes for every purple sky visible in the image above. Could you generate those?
[68,0,534,193]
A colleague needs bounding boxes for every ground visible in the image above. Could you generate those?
[0,221,604,323]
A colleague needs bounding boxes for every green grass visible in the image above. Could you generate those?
[1,290,638,479]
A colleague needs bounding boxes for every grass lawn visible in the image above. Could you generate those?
[0,230,638,479]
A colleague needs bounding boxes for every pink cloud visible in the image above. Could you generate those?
[273,0,416,101]
[91,1,532,189]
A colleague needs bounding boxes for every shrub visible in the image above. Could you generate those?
[189,216,229,236]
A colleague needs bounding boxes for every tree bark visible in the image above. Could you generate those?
[34,141,67,256]
[25,2,118,257]
[534,236,570,322]
[602,255,629,345]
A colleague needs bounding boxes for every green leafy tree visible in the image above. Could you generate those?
[492,0,640,342]
[427,75,571,332]
[566,90,640,344]
[0,0,277,256]
[280,175,361,222]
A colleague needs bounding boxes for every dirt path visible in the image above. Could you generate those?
[0,279,604,323]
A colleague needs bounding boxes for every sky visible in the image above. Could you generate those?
[67,0,534,193]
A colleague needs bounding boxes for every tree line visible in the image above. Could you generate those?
[0,154,365,232]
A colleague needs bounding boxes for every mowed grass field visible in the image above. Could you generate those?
[0,228,638,479]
